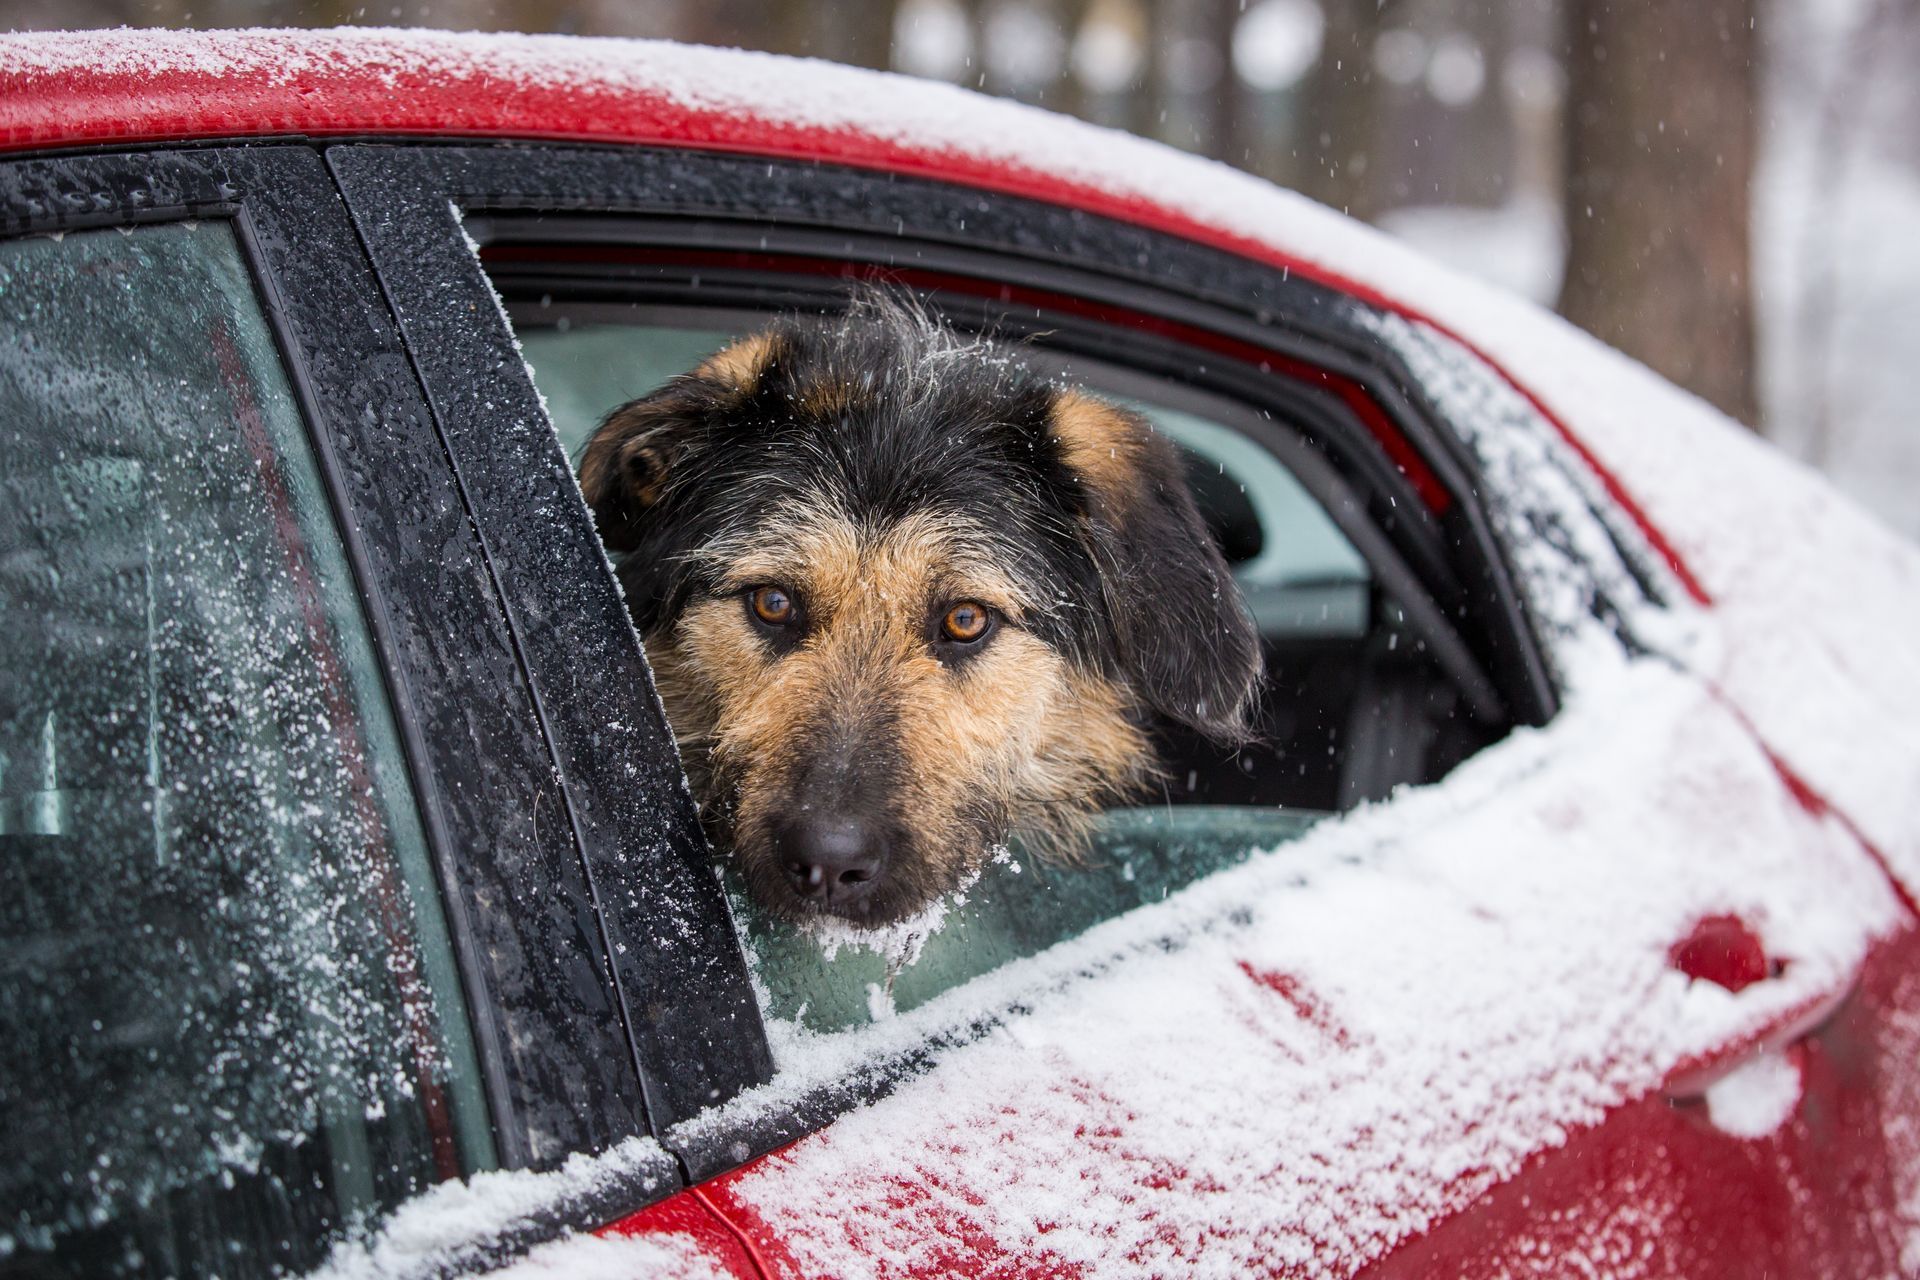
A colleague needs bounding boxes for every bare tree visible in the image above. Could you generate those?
[1199,0,1245,166]
[1556,0,1762,427]
[1131,0,1171,142]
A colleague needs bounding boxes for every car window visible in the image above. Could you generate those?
[513,311,1491,1032]
[0,223,492,1278]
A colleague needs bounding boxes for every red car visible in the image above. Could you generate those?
[2,28,1917,1280]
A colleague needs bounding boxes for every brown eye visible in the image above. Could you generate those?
[750,586,796,627]
[940,602,992,644]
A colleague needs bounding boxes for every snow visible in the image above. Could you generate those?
[1378,196,1563,306]
[478,1231,727,1280]
[701,657,1899,1276]
[2,36,1902,871]
[667,322,1906,1277]
[1233,0,1324,93]
[1755,1,1920,546]
[892,0,971,85]
[1704,1050,1803,1140]
[310,1137,677,1279]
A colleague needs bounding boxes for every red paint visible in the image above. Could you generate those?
[688,1184,785,1280]
[1668,915,1770,994]
[599,1184,763,1278]
[0,32,1696,587]
[1236,960,1354,1048]
[692,1140,1085,1279]
[1764,750,1920,922]
[481,243,1455,512]
[1704,680,1920,924]
[593,932,1920,1279]
[30,36,1920,1272]
[1357,925,1920,1280]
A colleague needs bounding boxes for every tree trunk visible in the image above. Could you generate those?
[1291,0,1385,220]
[1557,0,1762,428]
[1200,0,1245,167]
[1131,0,1171,143]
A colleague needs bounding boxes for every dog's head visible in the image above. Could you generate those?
[580,299,1260,926]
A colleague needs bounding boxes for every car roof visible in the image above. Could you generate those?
[0,29,1701,575]
[0,29,1378,293]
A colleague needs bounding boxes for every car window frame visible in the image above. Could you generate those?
[326,139,1562,1190]
[0,144,684,1200]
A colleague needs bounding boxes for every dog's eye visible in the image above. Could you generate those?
[749,586,797,627]
[940,602,993,644]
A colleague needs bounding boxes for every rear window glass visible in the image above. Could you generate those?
[0,223,491,1277]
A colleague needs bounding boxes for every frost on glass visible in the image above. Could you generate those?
[0,223,489,1278]
[1355,309,1691,684]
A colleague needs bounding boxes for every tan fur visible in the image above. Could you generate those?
[799,375,859,419]
[701,507,1040,623]
[645,503,1152,919]
[695,331,781,393]
[1050,388,1147,506]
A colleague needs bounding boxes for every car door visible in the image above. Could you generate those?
[0,144,714,1278]
[325,139,1917,1278]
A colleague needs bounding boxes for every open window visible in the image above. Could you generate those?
[482,255,1521,1033]
[327,140,1556,1186]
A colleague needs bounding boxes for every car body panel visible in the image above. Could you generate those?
[0,26,1719,594]
[606,664,1907,1278]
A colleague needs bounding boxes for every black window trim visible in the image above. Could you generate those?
[0,145,684,1199]
[324,144,778,1152]
[324,140,1560,1196]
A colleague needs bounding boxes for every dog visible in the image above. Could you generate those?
[578,296,1260,928]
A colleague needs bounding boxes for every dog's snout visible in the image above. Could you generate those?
[777,816,888,908]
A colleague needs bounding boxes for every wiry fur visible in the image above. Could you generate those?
[579,295,1260,926]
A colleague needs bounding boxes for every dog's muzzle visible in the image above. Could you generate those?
[772,814,890,912]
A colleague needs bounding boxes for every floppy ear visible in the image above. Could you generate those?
[1051,389,1263,743]
[577,332,781,551]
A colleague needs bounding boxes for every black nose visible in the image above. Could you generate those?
[776,816,887,907]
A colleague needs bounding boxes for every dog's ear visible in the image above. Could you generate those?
[1050,389,1263,743]
[578,332,782,550]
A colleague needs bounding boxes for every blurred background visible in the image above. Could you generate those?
[7,0,1916,538]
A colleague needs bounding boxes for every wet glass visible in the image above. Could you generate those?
[0,222,492,1278]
